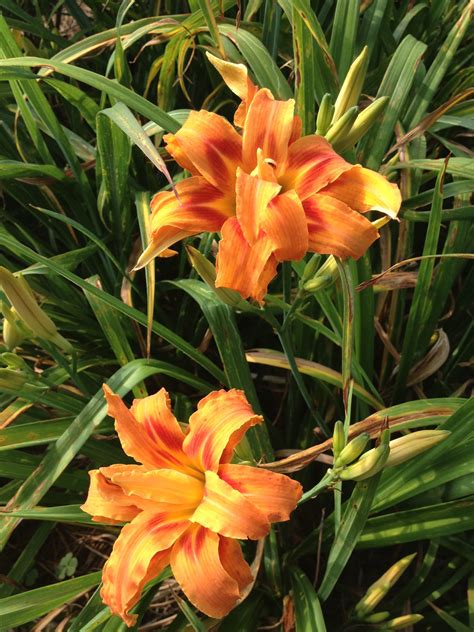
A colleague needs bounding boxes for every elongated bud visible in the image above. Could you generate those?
[339,430,390,481]
[336,96,389,151]
[0,268,72,353]
[385,430,450,468]
[186,246,251,310]
[364,612,390,623]
[325,106,358,148]
[355,553,416,618]
[0,368,28,391]
[303,274,333,293]
[2,313,25,350]
[332,46,369,123]
[381,614,423,629]
[301,254,321,283]
[303,255,338,292]
[1,352,30,371]
[335,432,370,467]
[332,420,345,458]
[316,93,334,135]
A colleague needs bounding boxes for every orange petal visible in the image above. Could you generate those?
[289,113,303,144]
[235,168,281,244]
[303,194,380,259]
[215,217,278,303]
[183,388,263,472]
[135,176,233,268]
[103,386,193,474]
[218,464,302,523]
[80,469,142,524]
[279,135,351,201]
[260,190,309,261]
[101,510,190,626]
[242,89,295,172]
[171,525,242,618]
[191,470,269,539]
[105,467,204,511]
[164,110,242,191]
[319,164,402,217]
[219,536,253,592]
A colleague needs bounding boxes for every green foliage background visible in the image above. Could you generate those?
[0,0,473,630]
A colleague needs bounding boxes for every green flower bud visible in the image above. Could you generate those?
[364,612,390,623]
[325,106,359,148]
[355,553,416,618]
[339,440,390,481]
[301,254,321,283]
[336,96,389,152]
[332,420,345,458]
[316,93,334,135]
[0,368,28,391]
[335,432,370,467]
[0,267,72,352]
[2,314,25,350]
[332,46,368,123]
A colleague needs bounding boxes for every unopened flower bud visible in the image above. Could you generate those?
[381,614,424,629]
[185,246,251,310]
[336,96,389,152]
[335,432,370,467]
[0,267,72,352]
[332,46,368,123]
[301,254,321,282]
[316,93,335,135]
[325,106,359,148]
[339,431,390,481]
[364,611,390,623]
[2,310,26,350]
[385,430,450,468]
[332,420,345,458]
[0,368,28,391]
[355,553,416,618]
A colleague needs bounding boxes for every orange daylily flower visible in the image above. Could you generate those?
[81,385,302,626]
[135,56,401,302]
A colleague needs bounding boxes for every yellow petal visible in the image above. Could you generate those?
[215,217,277,303]
[164,110,242,191]
[101,510,190,626]
[171,525,242,618]
[218,464,302,523]
[320,164,402,218]
[191,470,269,539]
[242,89,295,172]
[303,194,380,259]
[80,468,142,525]
[183,388,263,472]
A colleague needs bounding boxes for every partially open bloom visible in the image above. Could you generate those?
[81,386,302,626]
[135,56,401,302]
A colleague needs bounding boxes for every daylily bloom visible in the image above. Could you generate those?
[82,385,302,626]
[135,56,401,303]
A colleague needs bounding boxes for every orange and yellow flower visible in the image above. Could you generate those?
[135,55,401,303]
[81,385,302,626]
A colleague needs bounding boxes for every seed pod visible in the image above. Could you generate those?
[385,430,450,468]
[325,106,359,148]
[355,553,416,618]
[336,96,389,151]
[335,432,370,467]
[316,93,335,135]
[0,268,72,353]
[332,46,369,123]
[332,420,345,458]
[186,246,251,310]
